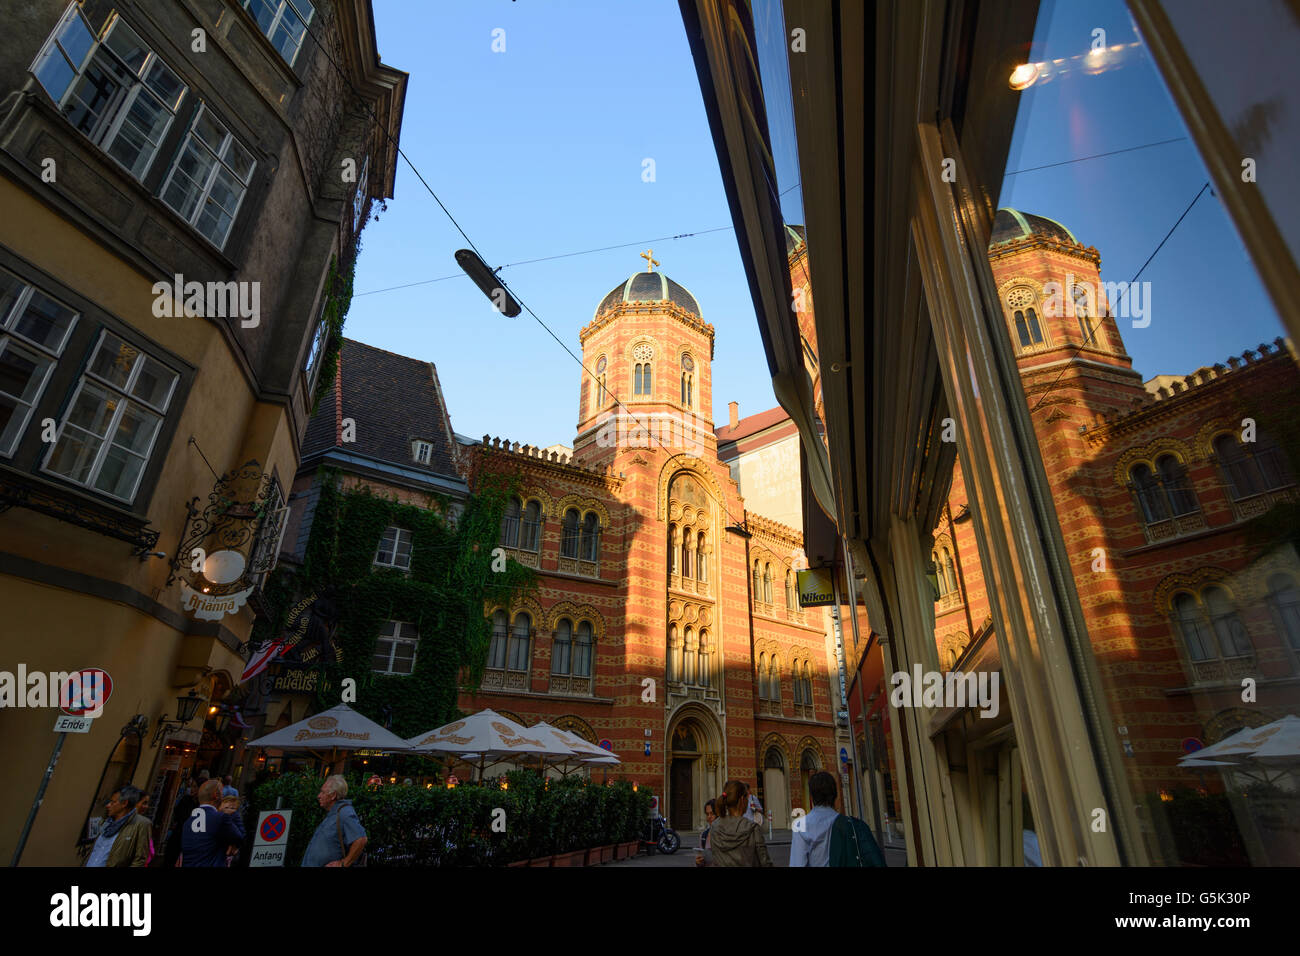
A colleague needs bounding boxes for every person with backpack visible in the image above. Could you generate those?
[789,771,839,866]
[302,775,367,867]
[828,778,886,867]
[707,780,773,867]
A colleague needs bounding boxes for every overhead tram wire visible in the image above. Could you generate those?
[1027,180,1211,414]
[295,12,785,558]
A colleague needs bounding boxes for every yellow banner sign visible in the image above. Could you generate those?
[797,567,836,607]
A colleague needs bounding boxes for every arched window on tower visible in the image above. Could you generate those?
[681,527,692,579]
[944,549,958,595]
[595,355,608,406]
[680,354,694,408]
[552,618,572,675]
[668,624,681,682]
[561,508,580,558]
[763,564,773,604]
[696,532,707,584]
[932,551,947,597]
[634,362,653,395]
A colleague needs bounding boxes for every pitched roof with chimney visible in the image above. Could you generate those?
[303,338,461,482]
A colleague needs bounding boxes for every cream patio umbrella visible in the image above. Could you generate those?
[404,709,576,781]
[245,703,409,772]
[528,722,616,776]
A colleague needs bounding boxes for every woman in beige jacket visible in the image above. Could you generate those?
[707,780,773,867]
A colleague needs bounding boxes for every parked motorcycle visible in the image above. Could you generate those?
[645,815,680,855]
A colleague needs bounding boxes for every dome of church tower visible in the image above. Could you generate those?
[594,270,702,321]
[990,207,1080,247]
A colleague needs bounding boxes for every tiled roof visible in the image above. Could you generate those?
[302,338,459,480]
[715,406,790,443]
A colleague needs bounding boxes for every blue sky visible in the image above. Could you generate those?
[348,0,1285,450]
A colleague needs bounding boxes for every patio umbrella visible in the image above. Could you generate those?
[1242,715,1300,764]
[405,709,575,780]
[528,722,615,776]
[245,703,409,770]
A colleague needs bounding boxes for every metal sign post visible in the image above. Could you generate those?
[829,564,867,822]
[11,722,82,867]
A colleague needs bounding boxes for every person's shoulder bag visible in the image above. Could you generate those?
[335,805,367,868]
[830,814,886,867]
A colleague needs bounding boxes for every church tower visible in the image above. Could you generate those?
[573,250,716,469]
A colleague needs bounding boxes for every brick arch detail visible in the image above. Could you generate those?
[555,494,611,528]
[940,631,970,667]
[1194,417,1246,461]
[553,714,598,743]
[546,601,606,640]
[657,459,728,522]
[489,595,547,630]
[1113,437,1197,487]
[759,732,792,770]
[795,735,825,769]
[1152,566,1235,610]
[518,488,555,521]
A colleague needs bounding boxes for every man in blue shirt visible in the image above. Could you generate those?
[789,771,840,866]
[181,779,245,867]
[302,775,367,867]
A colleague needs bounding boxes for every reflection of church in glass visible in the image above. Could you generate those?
[461,251,844,830]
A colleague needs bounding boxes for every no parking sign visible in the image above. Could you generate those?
[250,810,292,867]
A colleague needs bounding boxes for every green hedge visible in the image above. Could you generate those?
[253,771,654,866]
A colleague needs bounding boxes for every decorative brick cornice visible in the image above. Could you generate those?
[475,436,622,489]
[581,302,717,359]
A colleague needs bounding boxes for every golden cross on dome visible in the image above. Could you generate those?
[640,249,660,272]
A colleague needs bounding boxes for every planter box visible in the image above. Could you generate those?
[552,850,585,867]
[623,841,641,858]
[612,843,626,861]
[528,855,554,867]
[599,844,614,864]
[507,859,529,867]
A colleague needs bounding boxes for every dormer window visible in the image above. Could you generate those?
[412,440,432,465]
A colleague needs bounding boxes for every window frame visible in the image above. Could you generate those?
[0,270,80,458]
[159,102,257,251]
[40,328,180,504]
[372,620,419,676]
[373,526,413,570]
[412,440,433,465]
[240,0,317,68]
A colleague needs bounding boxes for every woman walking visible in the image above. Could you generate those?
[707,780,773,867]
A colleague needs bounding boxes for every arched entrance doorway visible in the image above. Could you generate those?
[666,706,723,831]
[799,748,820,811]
[763,747,789,828]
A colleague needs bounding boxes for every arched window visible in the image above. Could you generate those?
[668,624,681,682]
[1204,586,1252,658]
[581,511,600,562]
[580,378,588,419]
[561,508,580,558]
[488,610,508,669]
[1156,455,1198,516]
[1172,592,1213,661]
[932,551,947,597]
[763,564,773,604]
[1130,463,1168,523]
[668,524,678,576]
[681,527,692,579]
[681,354,694,407]
[1012,308,1044,349]
[757,653,769,699]
[791,658,803,704]
[698,629,710,687]
[785,570,795,607]
[943,548,957,594]
[552,618,572,675]
[696,532,707,584]
[634,362,653,395]
[752,563,761,601]
[1267,573,1300,653]
[508,612,531,671]
[500,496,521,548]
[521,500,542,552]
[769,656,779,702]
[595,355,608,406]
[683,627,697,684]
[1215,432,1293,500]
[574,621,593,677]
[802,662,814,705]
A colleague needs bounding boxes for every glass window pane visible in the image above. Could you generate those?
[130,356,176,409]
[194,107,228,152]
[47,424,103,484]
[0,340,51,405]
[66,381,116,436]
[143,58,185,110]
[224,138,256,182]
[244,0,278,33]
[92,442,145,498]
[109,401,161,456]
[33,49,76,103]
[105,90,171,177]
[103,19,150,75]
[90,334,139,389]
[63,56,128,137]
[11,289,76,352]
[0,272,24,326]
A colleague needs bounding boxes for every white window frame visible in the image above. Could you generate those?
[31,9,187,183]
[241,0,316,68]
[40,329,179,503]
[373,620,418,675]
[352,154,370,234]
[159,103,256,250]
[412,440,432,465]
[304,302,328,393]
[0,270,80,458]
[373,526,412,570]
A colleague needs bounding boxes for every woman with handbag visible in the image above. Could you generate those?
[301,775,368,867]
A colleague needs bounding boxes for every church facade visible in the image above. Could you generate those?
[462,258,840,831]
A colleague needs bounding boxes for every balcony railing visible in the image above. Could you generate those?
[1190,655,1256,685]
[1229,486,1298,524]
[549,674,593,696]
[1142,510,1207,545]
[481,668,529,692]
[759,698,782,717]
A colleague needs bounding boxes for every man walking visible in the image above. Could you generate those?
[789,771,840,866]
[302,775,367,868]
[84,785,152,867]
[181,779,245,867]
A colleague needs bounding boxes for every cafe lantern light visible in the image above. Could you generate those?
[1009,62,1040,90]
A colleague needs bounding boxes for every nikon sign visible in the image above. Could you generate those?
[796,567,836,607]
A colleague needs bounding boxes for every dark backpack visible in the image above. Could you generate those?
[829,814,886,867]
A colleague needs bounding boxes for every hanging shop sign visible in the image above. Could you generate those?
[797,566,836,607]
[168,460,288,622]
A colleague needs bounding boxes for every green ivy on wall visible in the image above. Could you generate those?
[250,468,535,738]
[310,254,356,415]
